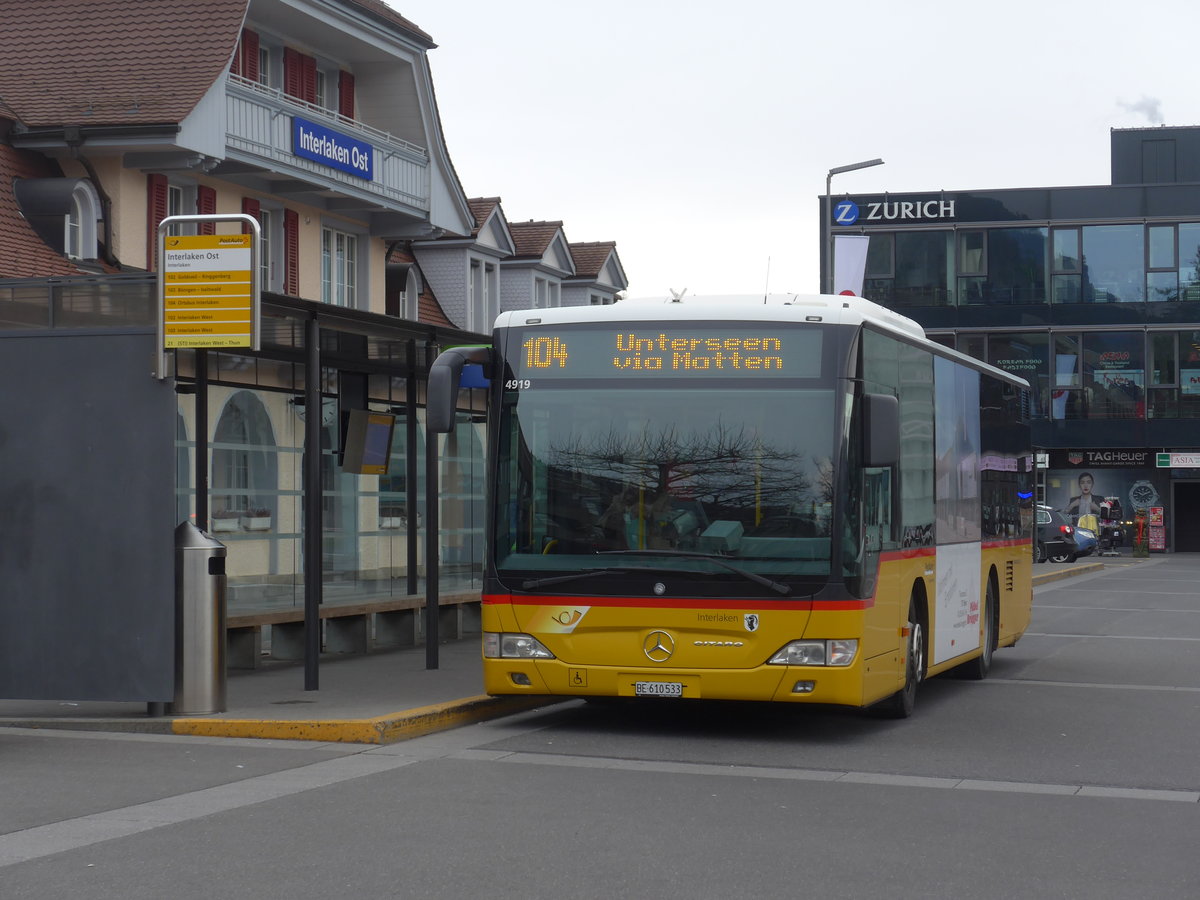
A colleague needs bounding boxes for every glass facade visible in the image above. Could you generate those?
[841,208,1200,317]
[828,152,1200,552]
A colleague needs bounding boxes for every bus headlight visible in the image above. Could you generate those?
[767,639,857,667]
[484,632,556,660]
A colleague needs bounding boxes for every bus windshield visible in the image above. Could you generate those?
[494,382,837,589]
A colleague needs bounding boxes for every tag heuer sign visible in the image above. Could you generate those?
[1068,452,1083,465]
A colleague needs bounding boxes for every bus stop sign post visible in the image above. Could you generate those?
[154,214,261,380]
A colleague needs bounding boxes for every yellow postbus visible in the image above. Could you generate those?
[429,294,1034,717]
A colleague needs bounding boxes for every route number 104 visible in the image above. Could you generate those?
[523,336,569,369]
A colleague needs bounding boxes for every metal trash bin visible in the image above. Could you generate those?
[169,521,227,715]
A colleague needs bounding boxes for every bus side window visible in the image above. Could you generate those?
[863,468,894,551]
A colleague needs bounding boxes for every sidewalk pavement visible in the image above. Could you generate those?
[0,560,1114,746]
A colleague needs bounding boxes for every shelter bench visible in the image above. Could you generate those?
[225,591,482,668]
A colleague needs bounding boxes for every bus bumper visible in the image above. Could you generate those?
[483,658,872,707]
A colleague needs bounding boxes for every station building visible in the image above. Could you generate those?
[0,0,626,698]
[823,126,1200,552]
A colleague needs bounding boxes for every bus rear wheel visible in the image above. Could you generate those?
[872,601,924,719]
[958,578,998,680]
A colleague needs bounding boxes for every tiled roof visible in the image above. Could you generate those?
[466,197,501,236]
[568,241,616,279]
[509,220,564,259]
[0,0,249,127]
[418,289,454,328]
[339,0,434,46]
[0,143,87,277]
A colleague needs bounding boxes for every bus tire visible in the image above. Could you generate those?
[871,600,924,719]
[958,577,998,680]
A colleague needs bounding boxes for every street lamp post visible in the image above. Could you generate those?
[825,158,884,294]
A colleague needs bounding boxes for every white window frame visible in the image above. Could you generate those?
[468,256,499,331]
[403,267,422,320]
[258,45,273,87]
[64,180,101,260]
[321,224,361,308]
[257,205,285,293]
[164,181,197,237]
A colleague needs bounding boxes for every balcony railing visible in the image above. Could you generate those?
[225,75,430,211]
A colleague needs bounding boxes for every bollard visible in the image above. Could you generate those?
[168,521,227,715]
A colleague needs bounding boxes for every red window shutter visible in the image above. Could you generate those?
[241,29,259,82]
[242,197,261,235]
[301,54,318,104]
[197,185,217,234]
[231,37,240,76]
[284,209,300,296]
[283,47,302,99]
[338,70,355,119]
[146,173,168,271]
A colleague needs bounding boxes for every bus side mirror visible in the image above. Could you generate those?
[428,346,492,433]
[863,392,899,468]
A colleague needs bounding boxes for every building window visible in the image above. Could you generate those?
[1051,227,1082,303]
[892,231,951,307]
[958,231,986,275]
[166,185,185,236]
[988,332,1050,418]
[468,258,498,330]
[958,228,1046,306]
[1082,224,1143,303]
[1180,224,1200,301]
[258,46,271,87]
[1083,332,1144,419]
[533,277,560,309]
[321,226,358,307]
[1052,333,1083,420]
[1147,224,1178,302]
[256,207,286,292]
[64,181,100,260]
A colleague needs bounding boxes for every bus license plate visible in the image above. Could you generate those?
[634,681,683,698]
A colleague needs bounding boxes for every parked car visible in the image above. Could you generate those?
[1072,524,1097,558]
[1036,506,1078,563]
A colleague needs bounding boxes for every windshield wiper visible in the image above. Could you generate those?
[521,567,656,590]
[595,550,791,596]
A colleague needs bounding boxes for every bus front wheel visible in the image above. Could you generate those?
[872,600,924,719]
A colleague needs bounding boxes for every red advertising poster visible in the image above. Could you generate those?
[1149,506,1164,526]
[1150,526,1166,551]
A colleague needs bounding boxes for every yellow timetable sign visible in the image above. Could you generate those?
[162,234,256,349]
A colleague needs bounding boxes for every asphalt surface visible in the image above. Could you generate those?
[0,559,1111,745]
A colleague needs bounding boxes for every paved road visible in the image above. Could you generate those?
[2,556,1198,898]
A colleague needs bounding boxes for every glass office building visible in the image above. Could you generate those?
[824,126,1200,552]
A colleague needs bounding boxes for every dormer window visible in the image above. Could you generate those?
[15,177,102,262]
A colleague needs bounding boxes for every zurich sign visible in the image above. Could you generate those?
[833,199,860,225]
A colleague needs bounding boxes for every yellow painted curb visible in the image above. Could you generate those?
[171,694,558,744]
[1032,561,1105,586]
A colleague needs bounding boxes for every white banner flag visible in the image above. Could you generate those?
[833,234,871,296]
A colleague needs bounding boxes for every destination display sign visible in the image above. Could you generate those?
[505,326,822,380]
[162,233,256,349]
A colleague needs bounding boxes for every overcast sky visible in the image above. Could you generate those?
[391,0,1195,299]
